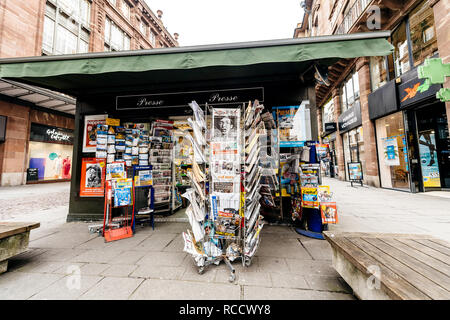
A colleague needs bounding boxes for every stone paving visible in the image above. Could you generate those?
[1,178,449,300]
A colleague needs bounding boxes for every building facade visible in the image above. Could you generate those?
[295,0,450,192]
[0,0,178,186]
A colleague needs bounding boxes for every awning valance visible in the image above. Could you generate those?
[0,32,393,96]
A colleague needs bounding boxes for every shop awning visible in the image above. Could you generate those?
[0,32,393,97]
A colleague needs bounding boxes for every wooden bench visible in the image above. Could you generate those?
[0,222,40,274]
[323,231,450,300]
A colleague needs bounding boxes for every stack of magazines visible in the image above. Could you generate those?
[243,100,265,261]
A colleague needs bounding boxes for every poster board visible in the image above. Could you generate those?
[348,162,363,185]
[80,158,106,197]
[383,137,400,166]
[82,114,108,153]
[419,132,441,188]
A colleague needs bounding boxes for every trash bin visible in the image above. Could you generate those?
[307,208,323,233]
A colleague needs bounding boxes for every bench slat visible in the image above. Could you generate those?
[326,235,431,300]
[366,238,450,292]
[0,222,40,240]
[414,239,450,257]
[349,237,450,300]
[393,238,450,268]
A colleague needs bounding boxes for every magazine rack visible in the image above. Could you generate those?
[131,165,154,232]
[103,180,133,242]
[181,100,265,282]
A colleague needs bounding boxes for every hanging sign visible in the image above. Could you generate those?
[383,137,400,166]
[80,158,106,197]
[418,132,441,188]
[338,102,362,133]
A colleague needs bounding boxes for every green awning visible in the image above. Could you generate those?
[0,32,393,96]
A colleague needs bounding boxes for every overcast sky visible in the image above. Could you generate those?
[144,0,304,46]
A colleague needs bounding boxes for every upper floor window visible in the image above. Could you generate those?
[340,70,360,113]
[149,29,156,46]
[57,0,91,26]
[42,1,91,55]
[108,0,117,6]
[322,98,335,130]
[409,0,438,67]
[105,17,131,51]
[140,20,148,36]
[370,56,388,91]
[392,21,410,77]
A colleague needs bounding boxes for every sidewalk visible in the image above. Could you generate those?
[0,182,352,300]
[324,177,450,242]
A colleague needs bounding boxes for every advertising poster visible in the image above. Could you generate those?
[419,132,441,188]
[82,115,108,153]
[320,202,338,224]
[383,137,400,166]
[106,162,125,180]
[316,144,329,159]
[348,162,363,181]
[301,187,319,208]
[273,106,303,147]
[80,158,106,197]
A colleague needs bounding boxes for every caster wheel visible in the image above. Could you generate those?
[244,258,252,267]
[198,267,204,274]
[228,275,236,283]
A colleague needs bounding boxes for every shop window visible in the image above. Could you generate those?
[392,21,411,77]
[322,98,335,131]
[370,56,388,91]
[375,112,410,190]
[408,0,438,68]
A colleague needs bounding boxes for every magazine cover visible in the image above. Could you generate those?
[82,115,108,153]
[318,185,332,202]
[106,162,125,180]
[215,209,240,236]
[301,187,319,208]
[212,108,240,141]
[320,202,338,224]
[80,158,106,197]
[113,178,133,207]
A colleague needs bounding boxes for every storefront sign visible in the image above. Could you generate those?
[30,123,74,145]
[338,102,362,133]
[116,87,264,110]
[324,122,337,133]
[80,158,106,197]
[368,80,398,120]
[348,162,363,182]
[418,132,441,188]
[382,137,400,166]
[399,72,441,108]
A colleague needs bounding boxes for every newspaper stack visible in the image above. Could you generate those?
[243,100,265,262]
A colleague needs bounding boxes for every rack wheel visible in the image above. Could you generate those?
[244,257,252,267]
[198,267,205,274]
[229,272,236,283]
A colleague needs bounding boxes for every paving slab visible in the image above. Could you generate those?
[129,279,240,300]
[304,275,352,293]
[0,272,64,299]
[108,250,146,265]
[101,265,138,278]
[237,271,272,287]
[270,273,309,290]
[29,275,103,300]
[285,258,339,276]
[257,236,311,259]
[79,277,144,300]
[70,249,124,264]
[133,233,179,251]
[136,251,187,267]
[130,265,185,280]
[256,256,290,273]
[14,261,68,274]
[78,263,111,276]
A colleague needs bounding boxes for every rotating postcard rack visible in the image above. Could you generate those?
[181,100,265,282]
